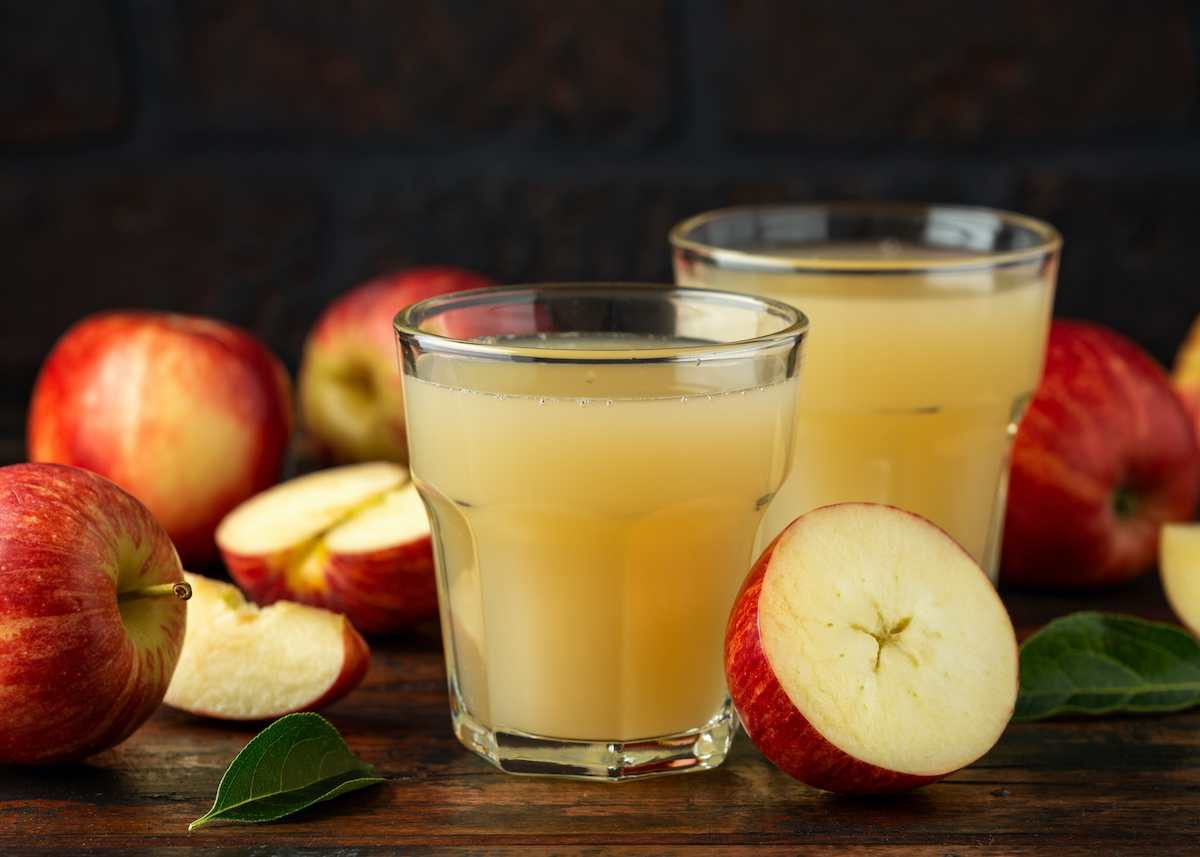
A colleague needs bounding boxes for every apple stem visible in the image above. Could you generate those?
[117,581,193,604]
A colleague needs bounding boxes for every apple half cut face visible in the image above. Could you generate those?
[164,573,370,720]
[725,503,1019,795]
[216,461,438,636]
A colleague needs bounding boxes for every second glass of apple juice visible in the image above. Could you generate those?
[671,202,1061,583]
[394,284,807,780]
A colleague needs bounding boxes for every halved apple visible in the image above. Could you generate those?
[163,573,370,720]
[1161,523,1200,636]
[215,461,438,636]
[725,503,1019,795]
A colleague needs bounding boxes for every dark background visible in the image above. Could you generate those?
[2,0,1198,445]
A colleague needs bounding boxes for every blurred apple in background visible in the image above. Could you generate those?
[1000,319,1200,590]
[0,462,190,765]
[725,503,1018,795]
[216,461,437,636]
[1172,311,1200,449]
[164,572,370,721]
[297,265,496,466]
[27,311,294,568]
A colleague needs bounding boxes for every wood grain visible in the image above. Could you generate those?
[0,573,1195,855]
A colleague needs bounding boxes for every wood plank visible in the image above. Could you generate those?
[0,571,1196,854]
[0,468,1191,857]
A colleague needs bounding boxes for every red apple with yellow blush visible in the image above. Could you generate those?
[27,311,293,567]
[1000,319,1200,589]
[0,463,190,765]
[298,266,496,466]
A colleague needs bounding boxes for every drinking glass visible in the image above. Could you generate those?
[394,283,807,780]
[670,202,1061,582]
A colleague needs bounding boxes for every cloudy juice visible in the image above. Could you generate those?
[678,241,1055,575]
[404,346,798,742]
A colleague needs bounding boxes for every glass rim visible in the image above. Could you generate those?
[668,201,1063,273]
[393,282,809,364]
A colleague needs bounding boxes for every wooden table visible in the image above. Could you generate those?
[1,571,1196,856]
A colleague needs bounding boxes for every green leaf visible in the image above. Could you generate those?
[1013,611,1200,722]
[189,712,385,830]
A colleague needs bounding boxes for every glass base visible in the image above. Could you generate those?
[450,694,738,781]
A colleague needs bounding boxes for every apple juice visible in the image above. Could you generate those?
[677,241,1055,578]
[403,344,799,743]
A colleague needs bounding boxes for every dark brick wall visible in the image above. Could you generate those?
[2,0,1198,419]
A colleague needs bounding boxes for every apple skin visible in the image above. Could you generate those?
[308,622,371,711]
[298,265,496,466]
[1000,319,1200,589]
[27,310,293,568]
[724,530,945,796]
[0,462,188,765]
[215,465,438,637]
[222,535,437,638]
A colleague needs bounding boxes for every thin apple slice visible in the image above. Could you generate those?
[725,503,1019,795]
[164,573,370,721]
[216,461,438,636]
[1173,312,1200,450]
[1161,523,1200,636]
[297,265,496,466]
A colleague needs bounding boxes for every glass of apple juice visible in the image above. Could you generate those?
[670,202,1061,582]
[394,283,807,780]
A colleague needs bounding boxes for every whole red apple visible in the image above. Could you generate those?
[0,462,190,765]
[298,265,495,465]
[1000,319,1200,589]
[27,311,294,567]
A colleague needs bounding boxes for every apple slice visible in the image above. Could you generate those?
[164,572,370,720]
[215,461,438,636]
[1161,523,1200,636]
[1173,312,1200,450]
[725,503,1019,795]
